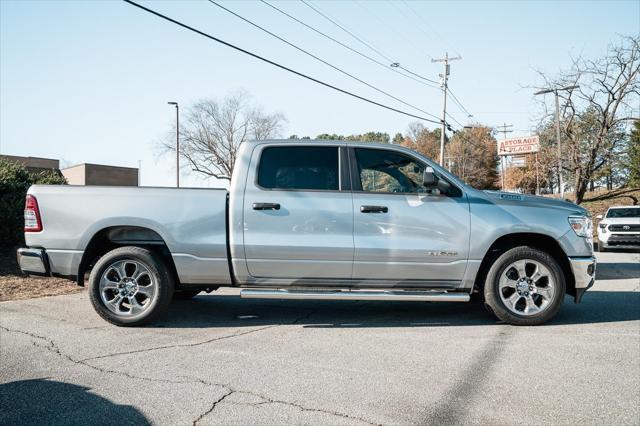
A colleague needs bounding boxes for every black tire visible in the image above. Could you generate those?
[597,243,607,252]
[88,246,175,326]
[173,290,201,300]
[483,246,565,326]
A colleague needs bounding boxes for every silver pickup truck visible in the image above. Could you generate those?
[18,140,596,326]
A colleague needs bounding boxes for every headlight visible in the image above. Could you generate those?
[598,222,607,232]
[568,215,593,238]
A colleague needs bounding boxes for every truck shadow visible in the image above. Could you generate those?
[0,379,150,425]
[154,260,639,329]
[156,289,639,329]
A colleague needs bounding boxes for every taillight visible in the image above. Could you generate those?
[24,194,42,232]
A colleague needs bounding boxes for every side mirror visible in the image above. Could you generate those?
[422,167,439,188]
[596,214,603,220]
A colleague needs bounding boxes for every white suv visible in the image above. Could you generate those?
[596,206,640,252]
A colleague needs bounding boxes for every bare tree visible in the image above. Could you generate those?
[536,36,640,203]
[164,91,286,180]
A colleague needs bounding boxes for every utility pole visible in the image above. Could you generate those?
[167,101,180,188]
[495,123,513,191]
[432,52,461,166]
[534,84,579,198]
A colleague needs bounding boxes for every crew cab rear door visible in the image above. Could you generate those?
[349,146,470,286]
[242,144,353,281]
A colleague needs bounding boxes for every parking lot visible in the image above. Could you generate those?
[1,251,638,425]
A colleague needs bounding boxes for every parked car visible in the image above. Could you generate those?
[18,140,596,326]
[596,206,640,252]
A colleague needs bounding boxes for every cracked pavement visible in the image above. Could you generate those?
[1,251,639,425]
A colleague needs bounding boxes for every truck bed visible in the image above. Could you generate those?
[25,185,231,285]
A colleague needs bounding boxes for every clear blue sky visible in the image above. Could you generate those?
[2,0,638,187]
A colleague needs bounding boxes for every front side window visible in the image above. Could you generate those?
[354,148,426,194]
[258,146,339,191]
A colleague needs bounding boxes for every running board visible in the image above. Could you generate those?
[240,289,470,302]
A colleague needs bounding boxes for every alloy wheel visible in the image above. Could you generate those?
[498,259,556,316]
[99,259,157,316]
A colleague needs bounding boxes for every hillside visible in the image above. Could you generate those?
[570,188,639,218]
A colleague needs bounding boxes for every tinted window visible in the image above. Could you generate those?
[606,208,640,218]
[258,146,339,190]
[354,148,426,193]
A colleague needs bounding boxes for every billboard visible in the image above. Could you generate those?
[497,135,540,156]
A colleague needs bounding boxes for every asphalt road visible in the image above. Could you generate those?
[1,251,639,425]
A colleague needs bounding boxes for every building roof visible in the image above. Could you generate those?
[61,163,138,171]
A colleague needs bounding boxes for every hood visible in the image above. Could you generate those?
[599,217,640,225]
[482,190,589,215]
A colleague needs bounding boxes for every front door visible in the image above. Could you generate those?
[350,147,470,286]
[243,144,353,281]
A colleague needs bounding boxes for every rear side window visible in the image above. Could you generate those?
[257,146,339,191]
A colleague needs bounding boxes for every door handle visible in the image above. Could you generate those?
[253,202,281,210]
[360,205,388,213]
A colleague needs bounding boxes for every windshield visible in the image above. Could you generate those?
[606,208,640,218]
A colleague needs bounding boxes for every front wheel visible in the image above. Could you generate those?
[483,246,565,326]
[88,246,175,326]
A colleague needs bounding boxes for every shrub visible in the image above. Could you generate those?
[0,159,66,247]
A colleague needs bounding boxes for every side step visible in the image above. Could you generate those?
[240,289,470,302]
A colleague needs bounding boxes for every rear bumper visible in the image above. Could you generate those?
[17,247,81,280]
[16,248,50,276]
[568,256,596,303]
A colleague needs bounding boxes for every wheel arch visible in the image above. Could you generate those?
[76,226,179,287]
[474,232,575,298]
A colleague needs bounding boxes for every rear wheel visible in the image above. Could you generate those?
[484,246,565,326]
[88,246,174,326]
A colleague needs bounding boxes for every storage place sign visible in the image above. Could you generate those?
[497,135,540,156]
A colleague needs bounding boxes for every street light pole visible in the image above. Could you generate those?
[168,102,179,188]
[534,85,579,199]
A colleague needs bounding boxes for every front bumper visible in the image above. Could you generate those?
[16,248,50,277]
[600,233,640,249]
[568,256,596,303]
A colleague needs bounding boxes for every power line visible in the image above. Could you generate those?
[300,0,439,86]
[445,112,464,128]
[123,0,443,125]
[399,0,460,57]
[393,64,439,85]
[386,0,436,58]
[260,0,440,89]
[208,1,439,120]
[301,0,393,62]
[353,0,430,62]
[495,123,514,138]
[447,88,473,118]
